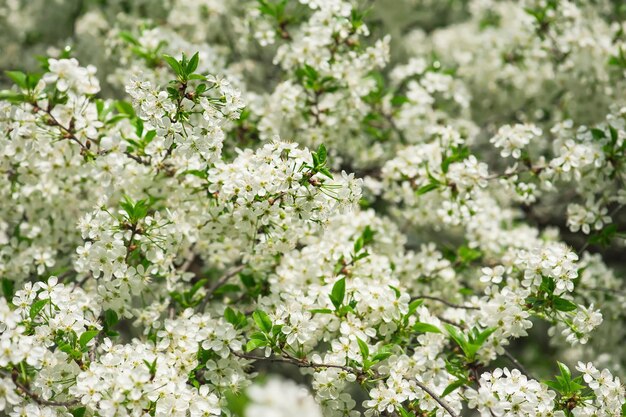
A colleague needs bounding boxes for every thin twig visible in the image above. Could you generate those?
[199,265,245,309]
[412,295,479,310]
[123,151,150,166]
[4,369,79,408]
[502,349,534,381]
[231,350,358,376]
[414,379,460,417]
[35,105,90,152]
[231,349,460,417]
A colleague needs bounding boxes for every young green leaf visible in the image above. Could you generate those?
[104,309,119,328]
[5,71,27,89]
[187,52,200,75]
[329,277,346,310]
[442,378,467,397]
[316,144,327,164]
[79,330,99,349]
[413,322,442,334]
[246,338,267,352]
[252,310,273,333]
[553,297,578,312]
[1,278,15,301]
[162,54,185,79]
[407,299,423,317]
[30,299,49,319]
[473,327,497,346]
[356,337,369,361]
[416,182,439,195]
[71,407,87,417]
[224,307,238,325]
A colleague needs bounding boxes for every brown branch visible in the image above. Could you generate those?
[34,104,90,152]
[6,369,79,408]
[502,349,534,381]
[199,265,245,309]
[123,151,151,166]
[414,379,460,417]
[231,349,459,417]
[230,350,359,376]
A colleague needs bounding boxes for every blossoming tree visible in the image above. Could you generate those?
[0,0,625,416]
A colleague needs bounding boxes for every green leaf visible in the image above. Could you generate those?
[391,95,410,107]
[316,144,327,164]
[444,323,470,358]
[354,236,364,253]
[302,64,319,81]
[590,128,605,141]
[311,151,319,167]
[609,125,618,145]
[309,308,333,314]
[388,285,401,299]
[239,273,256,288]
[143,358,157,375]
[413,322,442,334]
[163,54,184,78]
[120,195,150,224]
[553,297,577,312]
[318,167,333,179]
[195,84,207,95]
[329,277,346,310]
[115,100,135,116]
[224,307,238,325]
[371,351,393,363]
[356,337,369,361]
[212,283,241,296]
[223,308,247,329]
[180,169,208,179]
[258,0,276,17]
[71,407,87,417]
[354,226,375,253]
[543,379,563,392]
[252,310,273,333]
[79,330,99,349]
[458,245,482,264]
[5,71,27,88]
[30,299,49,319]
[104,309,119,328]
[442,146,470,173]
[398,407,415,417]
[473,327,497,346]
[118,31,140,46]
[416,182,439,195]
[442,379,466,397]
[188,279,208,298]
[186,52,200,75]
[0,91,28,103]
[407,299,423,317]
[557,361,571,381]
[1,278,15,301]
[246,338,267,352]
[25,73,42,90]
[588,224,618,247]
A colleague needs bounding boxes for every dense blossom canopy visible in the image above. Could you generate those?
[0,0,625,416]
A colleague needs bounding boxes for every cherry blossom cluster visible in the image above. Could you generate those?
[1,0,625,416]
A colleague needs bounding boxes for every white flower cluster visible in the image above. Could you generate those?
[490,123,542,159]
[467,365,625,417]
[466,368,558,416]
[0,0,625,416]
